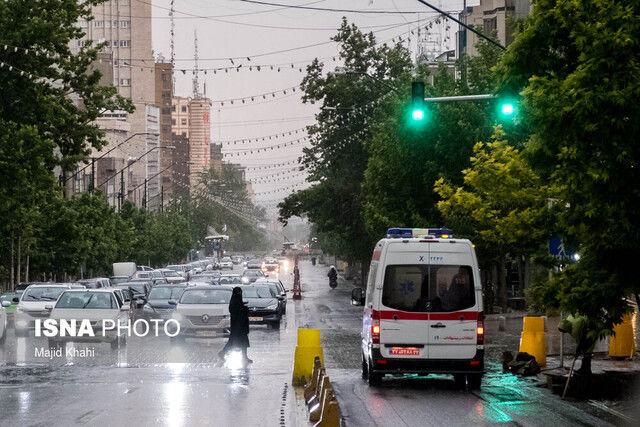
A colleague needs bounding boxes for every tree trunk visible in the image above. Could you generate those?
[517,256,524,296]
[523,256,531,290]
[10,231,15,290]
[499,257,507,311]
[25,249,30,283]
[17,234,21,285]
[577,353,592,375]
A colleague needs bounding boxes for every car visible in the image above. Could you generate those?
[254,278,287,314]
[0,300,9,344]
[114,282,151,308]
[351,227,484,388]
[166,264,189,277]
[245,259,262,270]
[188,273,220,285]
[77,277,111,289]
[15,283,85,337]
[231,256,243,265]
[241,285,282,329]
[137,265,154,271]
[140,285,188,320]
[169,286,233,342]
[110,276,132,286]
[242,269,265,284]
[261,258,280,275]
[0,291,22,313]
[219,274,243,285]
[159,269,187,284]
[47,289,128,350]
[219,257,233,270]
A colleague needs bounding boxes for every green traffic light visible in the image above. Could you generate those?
[412,109,425,121]
[501,103,514,115]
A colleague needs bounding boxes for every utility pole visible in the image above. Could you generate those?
[143,179,147,209]
[89,158,95,191]
[119,169,124,211]
[161,185,164,212]
[460,0,467,84]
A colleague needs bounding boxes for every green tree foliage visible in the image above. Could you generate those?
[434,127,552,308]
[279,20,415,266]
[497,0,640,327]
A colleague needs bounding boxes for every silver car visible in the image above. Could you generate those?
[15,283,84,337]
[48,289,129,350]
[169,286,232,343]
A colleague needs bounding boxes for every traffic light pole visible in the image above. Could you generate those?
[424,94,495,102]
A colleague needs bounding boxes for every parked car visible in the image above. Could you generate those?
[140,285,188,320]
[245,259,262,270]
[241,285,282,329]
[47,289,128,350]
[15,283,85,337]
[77,277,111,289]
[110,276,132,286]
[114,282,150,309]
[0,291,22,313]
[169,286,233,342]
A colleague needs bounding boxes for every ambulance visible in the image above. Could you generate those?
[351,228,484,388]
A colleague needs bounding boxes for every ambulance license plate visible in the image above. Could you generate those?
[249,317,263,322]
[391,347,420,356]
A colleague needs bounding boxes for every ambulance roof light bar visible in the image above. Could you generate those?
[386,228,453,239]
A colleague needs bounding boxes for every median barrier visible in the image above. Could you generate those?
[292,328,324,386]
[304,357,323,401]
[609,313,636,358]
[315,394,341,427]
[309,376,331,422]
[298,353,343,426]
[519,316,546,366]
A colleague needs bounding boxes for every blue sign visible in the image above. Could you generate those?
[214,245,220,249]
[549,237,575,259]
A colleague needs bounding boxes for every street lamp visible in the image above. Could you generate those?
[63,132,160,191]
[97,145,175,210]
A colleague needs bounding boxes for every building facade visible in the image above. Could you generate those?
[154,60,174,206]
[466,0,532,57]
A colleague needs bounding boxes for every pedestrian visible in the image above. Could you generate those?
[219,287,252,364]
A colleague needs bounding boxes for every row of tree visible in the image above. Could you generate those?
[0,0,267,288]
[281,0,640,336]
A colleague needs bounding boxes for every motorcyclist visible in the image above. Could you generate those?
[327,265,338,286]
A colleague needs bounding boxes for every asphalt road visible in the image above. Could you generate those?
[0,261,621,426]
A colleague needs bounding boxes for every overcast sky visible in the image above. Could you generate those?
[148,0,468,211]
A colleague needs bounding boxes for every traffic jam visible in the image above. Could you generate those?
[0,255,289,352]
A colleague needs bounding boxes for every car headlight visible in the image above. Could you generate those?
[15,306,24,314]
[266,303,278,311]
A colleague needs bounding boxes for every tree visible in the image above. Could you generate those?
[279,20,415,273]
[497,0,640,328]
[434,127,553,309]
[0,0,132,286]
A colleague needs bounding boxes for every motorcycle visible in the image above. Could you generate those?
[329,277,337,289]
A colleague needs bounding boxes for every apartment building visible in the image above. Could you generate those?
[466,0,532,57]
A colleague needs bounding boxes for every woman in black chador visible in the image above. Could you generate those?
[219,287,252,363]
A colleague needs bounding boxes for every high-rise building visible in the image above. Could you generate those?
[465,0,532,57]
[155,59,174,206]
[71,0,159,207]
[171,96,213,190]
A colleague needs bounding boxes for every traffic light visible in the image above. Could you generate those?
[411,81,426,122]
[497,97,517,119]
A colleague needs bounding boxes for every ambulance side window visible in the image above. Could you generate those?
[381,265,429,312]
[365,262,378,306]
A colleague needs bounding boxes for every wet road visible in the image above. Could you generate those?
[0,261,620,426]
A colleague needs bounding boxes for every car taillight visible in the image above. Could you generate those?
[477,311,484,345]
[371,310,381,344]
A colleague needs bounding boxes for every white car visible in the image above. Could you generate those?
[169,286,233,342]
[219,257,233,270]
[47,289,129,349]
[352,227,484,388]
[15,283,84,337]
[0,300,9,344]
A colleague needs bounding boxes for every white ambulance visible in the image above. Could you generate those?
[351,228,484,388]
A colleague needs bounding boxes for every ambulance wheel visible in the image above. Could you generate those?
[453,374,466,389]
[361,355,368,379]
[367,361,382,386]
[468,374,482,390]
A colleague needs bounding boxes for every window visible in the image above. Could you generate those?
[162,91,170,99]
[78,21,88,28]
[381,265,475,312]
[171,105,176,112]
[181,106,187,112]
[181,118,187,125]
[94,21,103,28]
[120,0,130,4]
[113,20,118,27]
[121,21,130,28]
[172,119,176,125]
[77,40,87,47]
[120,78,131,86]
[120,40,130,47]
[181,132,187,137]
[113,40,118,47]
[105,21,111,28]
[113,60,118,66]
[365,262,378,306]
[483,17,497,35]
[162,108,171,115]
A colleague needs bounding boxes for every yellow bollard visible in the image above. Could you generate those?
[519,316,546,366]
[293,328,323,386]
[609,313,636,358]
[298,328,321,347]
[309,376,331,422]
